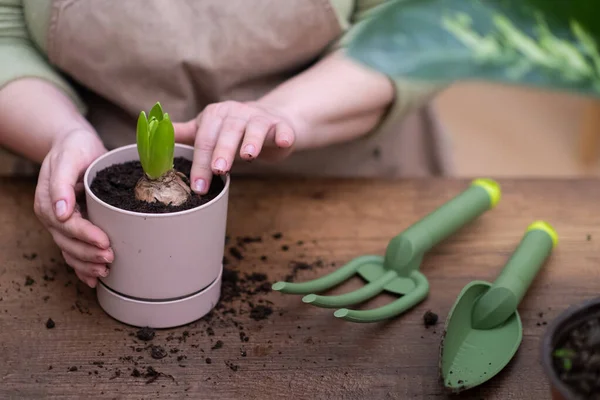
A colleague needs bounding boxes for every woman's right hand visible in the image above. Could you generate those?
[33,129,114,288]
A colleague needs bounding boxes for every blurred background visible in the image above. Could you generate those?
[435,82,600,177]
[1,82,599,178]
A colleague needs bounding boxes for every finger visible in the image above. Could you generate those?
[52,211,111,249]
[191,108,223,194]
[49,152,80,222]
[274,120,295,149]
[173,119,198,144]
[62,251,109,283]
[75,269,98,289]
[212,115,247,172]
[240,116,273,160]
[50,228,113,264]
[33,159,51,222]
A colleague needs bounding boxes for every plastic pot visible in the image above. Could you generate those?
[540,296,600,400]
[83,143,230,328]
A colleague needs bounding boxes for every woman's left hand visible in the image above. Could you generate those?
[173,101,297,194]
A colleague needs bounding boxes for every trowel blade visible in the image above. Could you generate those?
[440,281,522,393]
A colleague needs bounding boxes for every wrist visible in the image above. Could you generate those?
[51,124,102,149]
[254,53,395,151]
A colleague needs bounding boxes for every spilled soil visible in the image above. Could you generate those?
[12,232,329,387]
[423,310,438,328]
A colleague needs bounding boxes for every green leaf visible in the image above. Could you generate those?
[345,0,600,98]
[553,348,576,358]
[563,358,573,371]
[146,113,174,179]
[136,111,150,172]
[149,102,163,122]
[552,347,577,371]
[148,118,159,148]
[135,102,175,179]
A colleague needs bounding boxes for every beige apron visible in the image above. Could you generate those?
[38,0,452,178]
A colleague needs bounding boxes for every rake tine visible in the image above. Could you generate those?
[302,270,397,308]
[271,255,382,295]
[333,272,429,323]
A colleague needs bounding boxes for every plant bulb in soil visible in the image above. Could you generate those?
[134,102,193,206]
[134,169,191,206]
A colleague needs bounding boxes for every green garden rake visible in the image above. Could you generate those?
[272,178,501,323]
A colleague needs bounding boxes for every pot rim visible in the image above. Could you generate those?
[83,143,230,218]
[540,296,600,399]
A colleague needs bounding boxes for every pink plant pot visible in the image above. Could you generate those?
[83,143,229,328]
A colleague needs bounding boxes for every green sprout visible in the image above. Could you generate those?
[553,347,576,371]
[133,102,191,206]
[136,102,175,180]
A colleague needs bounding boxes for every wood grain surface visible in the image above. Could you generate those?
[1,177,599,399]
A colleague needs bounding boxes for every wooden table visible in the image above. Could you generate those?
[1,177,599,399]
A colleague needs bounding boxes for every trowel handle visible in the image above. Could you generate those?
[492,221,557,303]
[400,178,500,253]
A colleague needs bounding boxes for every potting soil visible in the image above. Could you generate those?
[553,317,600,397]
[90,157,224,213]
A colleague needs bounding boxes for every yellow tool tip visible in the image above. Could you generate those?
[471,178,501,208]
[527,220,558,248]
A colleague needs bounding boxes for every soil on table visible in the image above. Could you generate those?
[89,157,224,213]
[423,310,438,328]
[20,232,329,386]
[136,327,155,341]
[249,305,273,321]
[552,316,600,397]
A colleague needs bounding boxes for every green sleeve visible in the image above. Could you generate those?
[329,0,448,136]
[0,0,86,114]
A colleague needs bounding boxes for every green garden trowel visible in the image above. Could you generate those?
[440,221,558,393]
[272,178,501,323]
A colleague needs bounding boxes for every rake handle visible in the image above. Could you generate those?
[385,179,500,268]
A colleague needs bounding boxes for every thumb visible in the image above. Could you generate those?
[173,119,198,145]
[49,154,80,222]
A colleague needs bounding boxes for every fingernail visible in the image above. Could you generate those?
[55,200,67,217]
[102,249,114,263]
[279,139,290,148]
[193,179,206,192]
[98,268,109,278]
[243,144,255,157]
[214,158,227,172]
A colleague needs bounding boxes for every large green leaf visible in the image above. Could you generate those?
[345,0,600,97]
